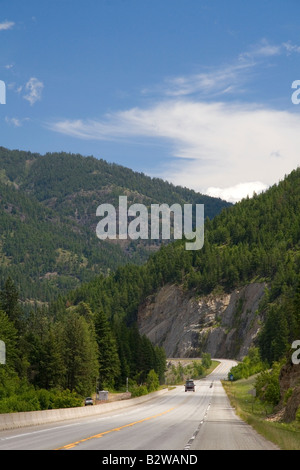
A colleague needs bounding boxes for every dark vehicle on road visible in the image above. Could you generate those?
[185,379,195,392]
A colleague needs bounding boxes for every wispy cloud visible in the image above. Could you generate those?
[7,82,23,94]
[239,38,300,62]
[48,99,300,201]
[238,38,282,61]
[0,21,15,31]
[47,39,300,202]
[142,59,254,99]
[143,39,299,100]
[23,77,44,105]
[160,62,253,98]
[282,41,300,54]
[5,116,30,127]
[5,117,22,127]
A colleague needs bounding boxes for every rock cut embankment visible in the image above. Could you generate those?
[138,282,267,360]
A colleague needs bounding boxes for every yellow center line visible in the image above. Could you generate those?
[55,407,175,450]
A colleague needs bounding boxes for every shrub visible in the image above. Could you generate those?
[229,348,265,380]
[0,391,41,413]
[129,384,148,397]
[201,353,212,370]
[255,361,282,406]
[36,389,52,410]
[146,369,160,392]
[51,389,82,408]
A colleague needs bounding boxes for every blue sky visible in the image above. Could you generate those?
[1,0,300,202]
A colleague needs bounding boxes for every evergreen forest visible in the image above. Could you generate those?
[0,147,300,413]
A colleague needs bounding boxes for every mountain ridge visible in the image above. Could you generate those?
[0,146,231,302]
[0,149,299,421]
[65,165,300,365]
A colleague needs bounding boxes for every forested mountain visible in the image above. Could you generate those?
[0,147,230,303]
[0,147,299,412]
[61,166,300,365]
[0,146,230,409]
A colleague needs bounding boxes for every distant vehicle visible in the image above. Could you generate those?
[84,397,94,405]
[185,379,195,392]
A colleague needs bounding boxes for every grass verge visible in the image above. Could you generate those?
[222,376,300,450]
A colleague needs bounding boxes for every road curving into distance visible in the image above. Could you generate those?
[0,359,279,450]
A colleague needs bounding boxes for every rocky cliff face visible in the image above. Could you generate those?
[137,282,267,360]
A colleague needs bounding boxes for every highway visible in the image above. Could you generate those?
[0,359,279,450]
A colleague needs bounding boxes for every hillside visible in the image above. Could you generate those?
[1,160,299,416]
[0,146,230,303]
[52,165,300,421]
[65,166,300,364]
[137,167,300,361]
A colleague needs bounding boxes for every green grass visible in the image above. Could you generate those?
[222,376,300,450]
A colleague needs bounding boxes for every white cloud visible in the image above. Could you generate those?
[5,116,30,127]
[239,39,282,61]
[7,82,23,94]
[23,77,44,105]
[142,58,256,100]
[143,39,285,100]
[161,62,253,98]
[239,38,300,60]
[48,99,300,201]
[0,21,15,31]
[5,117,22,127]
[206,182,268,203]
[283,41,300,54]
[48,39,300,202]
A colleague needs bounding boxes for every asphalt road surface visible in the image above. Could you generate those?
[0,359,279,450]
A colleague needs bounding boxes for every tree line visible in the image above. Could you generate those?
[62,167,300,367]
[1,158,300,412]
[0,276,166,412]
[0,147,230,304]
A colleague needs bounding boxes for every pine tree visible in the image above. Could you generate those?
[94,308,120,389]
[0,277,22,331]
[62,312,99,396]
[259,305,289,364]
[36,325,66,390]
